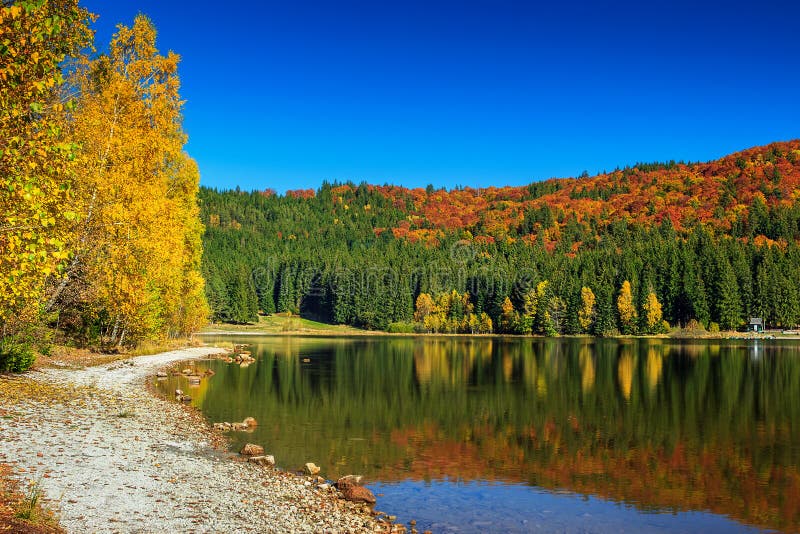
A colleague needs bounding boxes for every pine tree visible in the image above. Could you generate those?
[277,264,295,313]
[715,258,742,331]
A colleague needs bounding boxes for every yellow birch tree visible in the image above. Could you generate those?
[642,291,664,334]
[0,0,92,369]
[578,286,596,333]
[499,296,516,333]
[54,15,206,347]
[414,292,435,323]
[617,280,637,334]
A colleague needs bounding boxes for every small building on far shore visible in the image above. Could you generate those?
[748,317,764,333]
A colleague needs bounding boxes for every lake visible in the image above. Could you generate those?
[157,336,800,532]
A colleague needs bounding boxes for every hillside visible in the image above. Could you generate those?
[200,141,800,334]
[380,140,800,246]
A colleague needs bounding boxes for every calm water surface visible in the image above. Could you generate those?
[157,337,800,532]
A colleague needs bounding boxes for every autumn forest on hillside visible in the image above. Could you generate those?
[202,141,800,336]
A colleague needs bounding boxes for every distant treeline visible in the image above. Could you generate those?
[200,162,800,334]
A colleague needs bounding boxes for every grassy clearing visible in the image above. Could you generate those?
[201,314,370,336]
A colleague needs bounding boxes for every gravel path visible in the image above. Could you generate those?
[0,347,382,533]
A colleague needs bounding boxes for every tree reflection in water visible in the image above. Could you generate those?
[163,337,800,531]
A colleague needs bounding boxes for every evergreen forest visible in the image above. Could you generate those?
[201,141,800,335]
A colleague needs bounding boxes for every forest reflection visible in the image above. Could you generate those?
[173,337,800,531]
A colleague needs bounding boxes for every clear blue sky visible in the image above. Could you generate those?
[82,0,800,193]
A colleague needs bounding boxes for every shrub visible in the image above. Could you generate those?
[685,319,706,333]
[387,321,415,334]
[599,327,620,338]
[0,337,36,373]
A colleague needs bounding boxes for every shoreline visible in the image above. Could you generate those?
[198,329,800,341]
[0,347,385,533]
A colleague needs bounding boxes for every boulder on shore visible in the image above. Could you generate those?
[337,474,364,487]
[248,455,275,467]
[240,443,265,456]
[337,479,376,504]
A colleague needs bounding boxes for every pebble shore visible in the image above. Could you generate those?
[0,347,385,533]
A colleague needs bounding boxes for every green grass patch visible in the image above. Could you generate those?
[202,314,369,335]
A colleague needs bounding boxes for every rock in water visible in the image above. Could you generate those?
[242,417,257,428]
[240,443,265,456]
[304,462,321,475]
[248,455,275,467]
